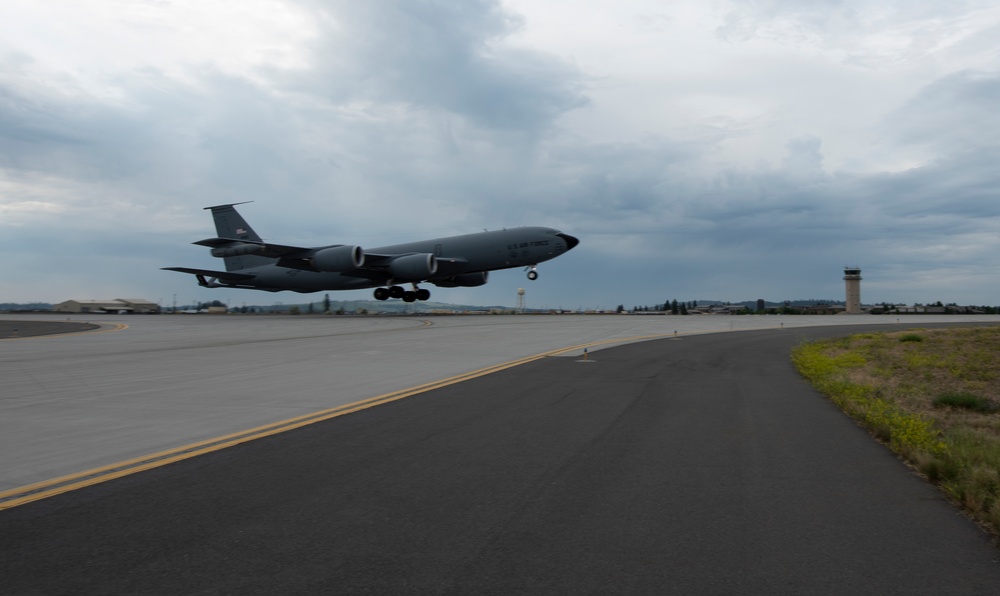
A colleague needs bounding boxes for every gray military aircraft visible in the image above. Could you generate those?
[164,203,579,302]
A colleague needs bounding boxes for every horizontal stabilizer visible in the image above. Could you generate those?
[193,237,247,248]
[192,237,314,260]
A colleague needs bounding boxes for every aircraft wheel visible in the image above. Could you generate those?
[402,291,417,303]
[527,270,539,281]
[389,285,405,299]
[416,289,431,301]
[373,287,390,301]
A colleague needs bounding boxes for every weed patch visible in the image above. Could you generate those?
[934,392,1000,413]
[792,326,1000,537]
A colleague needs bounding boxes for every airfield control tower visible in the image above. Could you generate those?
[843,267,862,314]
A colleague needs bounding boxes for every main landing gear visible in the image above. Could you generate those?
[373,285,431,303]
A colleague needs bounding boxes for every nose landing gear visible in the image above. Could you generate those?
[526,266,539,281]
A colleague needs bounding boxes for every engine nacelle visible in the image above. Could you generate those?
[310,245,364,272]
[211,243,264,258]
[388,253,437,279]
[433,271,489,288]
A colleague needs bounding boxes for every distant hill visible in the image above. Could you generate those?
[1,303,53,312]
[736,299,845,309]
[1,299,851,314]
[0,300,520,314]
[246,299,517,314]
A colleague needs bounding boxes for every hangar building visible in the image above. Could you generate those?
[54,299,161,314]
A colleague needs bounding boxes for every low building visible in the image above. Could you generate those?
[117,299,160,314]
[54,299,161,314]
[704,304,747,315]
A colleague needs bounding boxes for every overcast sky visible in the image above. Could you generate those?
[2,0,998,309]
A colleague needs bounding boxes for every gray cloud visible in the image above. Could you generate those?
[0,1,998,307]
[884,70,1000,152]
[290,0,588,132]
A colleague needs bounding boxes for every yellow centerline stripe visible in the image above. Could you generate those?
[0,328,723,510]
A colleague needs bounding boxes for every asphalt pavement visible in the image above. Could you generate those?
[2,325,998,594]
[0,319,98,338]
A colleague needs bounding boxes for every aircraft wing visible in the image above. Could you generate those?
[357,253,469,277]
[193,237,370,273]
[358,253,395,267]
[187,239,470,278]
[161,267,256,281]
[359,253,467,267]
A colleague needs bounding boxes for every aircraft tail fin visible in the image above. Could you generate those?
[206,202,262,241]
[205,203,272,271]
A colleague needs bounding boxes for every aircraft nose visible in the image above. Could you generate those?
[557,233,580,251]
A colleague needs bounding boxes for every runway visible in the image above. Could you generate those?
[1,313,998,493]
[2,316,999,594]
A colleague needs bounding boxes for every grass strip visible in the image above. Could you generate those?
[792,327,1000,537]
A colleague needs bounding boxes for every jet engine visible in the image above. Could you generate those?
[310,245,364,272]
[433,272,489,287]
[211,243,264,258]
[388,253,437,279]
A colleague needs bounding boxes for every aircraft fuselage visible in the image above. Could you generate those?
[243,227,576,293]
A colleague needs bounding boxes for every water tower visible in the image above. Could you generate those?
[516,288,526,313]
[843,267,862,314]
